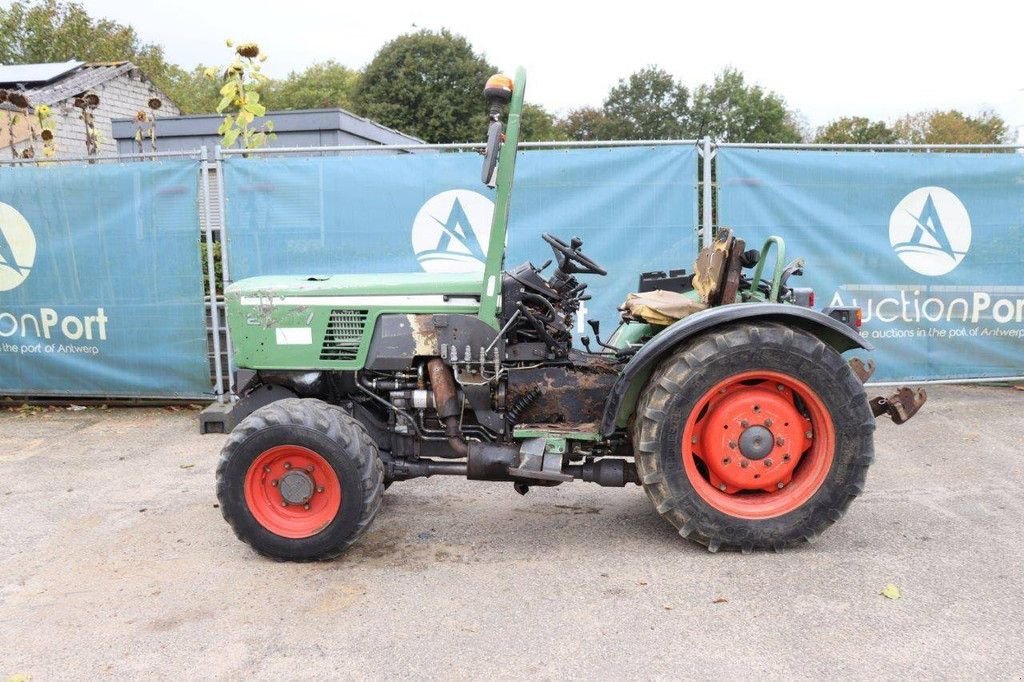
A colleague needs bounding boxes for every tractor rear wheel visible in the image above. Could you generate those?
[216,398,383,561]
[633,322,875,552]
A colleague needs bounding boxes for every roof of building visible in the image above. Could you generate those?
[112,107,425,148]
[0,61,140,109]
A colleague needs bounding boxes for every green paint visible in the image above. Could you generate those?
[512,426,602,442]
[748,236,786,302]
[478,66,527,329]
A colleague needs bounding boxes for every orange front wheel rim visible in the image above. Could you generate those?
[681,370,835,520]
[244,445,342,538]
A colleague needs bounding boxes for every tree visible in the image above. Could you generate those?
[600,66,689,140]
[815,116,897,144]
[264,61,360,111]
[689,68,802,143]
[353,29,496,143]
[518,103,567,142]
[894,109,1009,144]
[158,64,222,114]
[0,1,178,98]
[557,106,614,141]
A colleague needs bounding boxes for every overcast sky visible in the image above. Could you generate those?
[78,0,1024,140]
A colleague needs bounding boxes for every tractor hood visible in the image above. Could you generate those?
[224,273,484,371]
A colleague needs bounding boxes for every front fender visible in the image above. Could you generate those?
[599,303,872,437]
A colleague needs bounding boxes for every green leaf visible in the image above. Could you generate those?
[217,115,234,135]
[223,127,241,147]
[238,110,255,125]
[219,81,238,97]
[248,132,267,149]
[215,95,233,114]
[243,102,266,117]
[248,91,260,104]
[881,583,901,600]
[263,120,275,132]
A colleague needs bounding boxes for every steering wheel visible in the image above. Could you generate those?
[542,233,607,276]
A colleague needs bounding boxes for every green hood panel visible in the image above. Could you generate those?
[225,273,485,371]
[226,272,484,298]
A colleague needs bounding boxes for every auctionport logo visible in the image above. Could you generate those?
[0,202,36,291]
[411,190,494,273]
[888,187,971,277]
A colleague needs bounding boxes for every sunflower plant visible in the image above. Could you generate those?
[207,40,276,150]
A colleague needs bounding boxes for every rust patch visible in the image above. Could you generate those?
[408,314,440,356]
[693,228,733,304]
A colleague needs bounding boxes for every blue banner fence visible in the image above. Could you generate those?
[1,139,1022,400]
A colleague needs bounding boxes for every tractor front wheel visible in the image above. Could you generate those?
[633,322,875,552]
[216,398,383,561]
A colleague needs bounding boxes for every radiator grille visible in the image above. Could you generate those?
[319,309,369,361]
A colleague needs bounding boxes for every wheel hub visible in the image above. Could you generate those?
[279,470,315,505]
[738,424,773,460]
[243,445,342,539]
[690,382,812,494]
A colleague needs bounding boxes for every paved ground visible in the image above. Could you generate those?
[1,384,1022,680]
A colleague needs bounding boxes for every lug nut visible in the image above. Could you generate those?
[263,465,271,473]
[777,482,785,489]
[691,436,698,444]
[728,440,737,449]
[306,465,314,473]
[271,479,279,487]
[764,458,773,467]
[740,460,749,469]
[777,384,785,391]
[805,431,813,439]
[764,418,773,427]
[316,486,324,493]
[281,501,288,507]
[776,436,785,446]
[284,462,292,470]
[740,420,750,428]
[718,483,727,491]
[303,504,310,510]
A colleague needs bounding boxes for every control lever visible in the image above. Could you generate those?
[587,320,618,351]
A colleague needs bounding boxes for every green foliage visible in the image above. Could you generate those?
[689,68,802,143]
[557,107,614,141]
[558,67,801,143]
[815,116,897,144]
[208,40,275,150]
[263,61,359,111]
[158,64,223,114]
[353,29,496,143]
[519,103,567,142]
[601,66,690,140]
[893,109,1010,144]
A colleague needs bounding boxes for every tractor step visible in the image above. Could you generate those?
[506,437,573,482]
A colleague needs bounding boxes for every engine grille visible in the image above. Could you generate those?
[319,309,369,361]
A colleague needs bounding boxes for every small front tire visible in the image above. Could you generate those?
[216,398,384,561]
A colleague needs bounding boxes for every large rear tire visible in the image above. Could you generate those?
[216,398,383,561]
[633,322,875,552]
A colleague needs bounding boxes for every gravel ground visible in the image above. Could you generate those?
[1,384,1022,680]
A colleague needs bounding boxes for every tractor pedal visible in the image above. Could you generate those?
[870,387,927,425]
[507,437,573,482]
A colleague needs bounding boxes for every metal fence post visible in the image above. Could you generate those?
[702,136,714,247]
[200,146,225,403]
[214,145,236,400]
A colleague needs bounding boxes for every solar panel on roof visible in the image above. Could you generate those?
[0,60,84,86]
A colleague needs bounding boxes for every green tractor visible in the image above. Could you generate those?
[213,68,925,560]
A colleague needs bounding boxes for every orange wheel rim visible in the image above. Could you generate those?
[681,370,835,520]
[244,445,342,538]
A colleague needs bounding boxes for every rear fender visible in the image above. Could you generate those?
[599,303,872,437]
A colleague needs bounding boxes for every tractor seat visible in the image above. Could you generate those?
[620,289,707,326]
